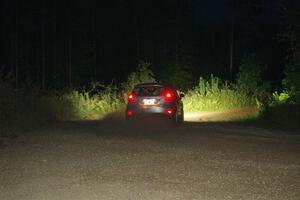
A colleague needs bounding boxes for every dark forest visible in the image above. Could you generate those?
[1,1,300,198]
[0,0,299,128]
[0,0,293,88]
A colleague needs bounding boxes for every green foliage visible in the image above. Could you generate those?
[121,61,156,100]
[44,86,123,120]
[271,91,290,104]
[281,0,300,52]
[0,76,124,122]
[0,70,17,121]
[278,0,300,103]
[183,75,256,112]
[0,62,155,122]
[259,102,300,130]
[256,2,300,130]
[159,64,195,90]
[0,69,51,122]
[257,60,299,130]
[138,61,156,83]
[0,86,51,122]
[236,54,270,98]
[282,61,300,102]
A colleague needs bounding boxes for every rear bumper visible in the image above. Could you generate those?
[126,105,175,117]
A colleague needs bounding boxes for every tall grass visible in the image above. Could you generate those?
[259,103,300,130]
[0,61,154,122]
[183,75,256,113]
[0,71,258,123]
[44,87,123,120]
[0,81,124,122]
[255,91,300,130]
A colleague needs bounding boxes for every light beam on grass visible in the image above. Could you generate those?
[184,107,258,122]
[183,75,256,113]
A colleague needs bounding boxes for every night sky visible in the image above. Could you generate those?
[192,0,230,23]
[195,0,279,22]
[0,0,292,89]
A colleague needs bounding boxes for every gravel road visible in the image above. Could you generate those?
[1,114,300,200]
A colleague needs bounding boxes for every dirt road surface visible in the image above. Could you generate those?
[1,113,300,200]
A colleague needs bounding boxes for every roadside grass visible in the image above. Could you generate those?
[43,89,124,120]
[185,107,259,122]
[183,75,256,113]
[1,72,298,132]
[257,103,300,131]
[0,75,257,123]
[0,83,124,123]
[228,104,300,132]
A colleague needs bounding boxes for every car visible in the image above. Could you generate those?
[125,83,184,123]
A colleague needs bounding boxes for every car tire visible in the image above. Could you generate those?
[177,111,184,124]
[172,110,183,125]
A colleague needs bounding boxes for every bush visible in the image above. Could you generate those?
[43,85,123,120]
[271,91,290,105]
[259,103,300,130]
[258,69,299,130]
[0,76,124,122]
[0,72,17,121]
[0,69,52,122]
[183,75,256,112]
[0,87,51,122]
[121,61,156,100]
[236,54,270,102]
[282,61,300,102]
[256,60,300,131]
[159,63,195,91]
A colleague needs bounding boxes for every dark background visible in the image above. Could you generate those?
[0,0,293,89]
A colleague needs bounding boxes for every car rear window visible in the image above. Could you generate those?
[134,86,165,96]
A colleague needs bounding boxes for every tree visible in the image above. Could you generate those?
[280,0,300,55]
[236,54,269,98]
[280,0,300,101]
[41,0,46,89]
[227,0,268,78]
[15,0,19,89]
[121,61,156,94]
[159,62,194,91]
[282,62,300,101]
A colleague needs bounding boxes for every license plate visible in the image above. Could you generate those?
[143,99,155,105]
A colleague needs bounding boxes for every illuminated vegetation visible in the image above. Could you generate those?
[0,57,299,130]
[43,86,123,120]
[0,80,123,121]
[183,75,256,113]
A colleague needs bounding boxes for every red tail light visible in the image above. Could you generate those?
[163,90,174,101]
[166,108,173,116]
[127,110,134,116]
[128,92,135,102]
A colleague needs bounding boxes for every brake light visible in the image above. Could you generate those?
[128,92,135,102]
[164,90,174,100]
[127,110,134,116]
[166,108,173,116]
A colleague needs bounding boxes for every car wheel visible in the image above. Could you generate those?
[171,110,182,125]
[125,113,133,122]
[178,116,183,125]
[179,109,184,123]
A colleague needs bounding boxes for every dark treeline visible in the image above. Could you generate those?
[0,0,291,89]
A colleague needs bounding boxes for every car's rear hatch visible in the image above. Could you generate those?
[134,85,165,106]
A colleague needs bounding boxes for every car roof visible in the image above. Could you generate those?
[134,83,175,89]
